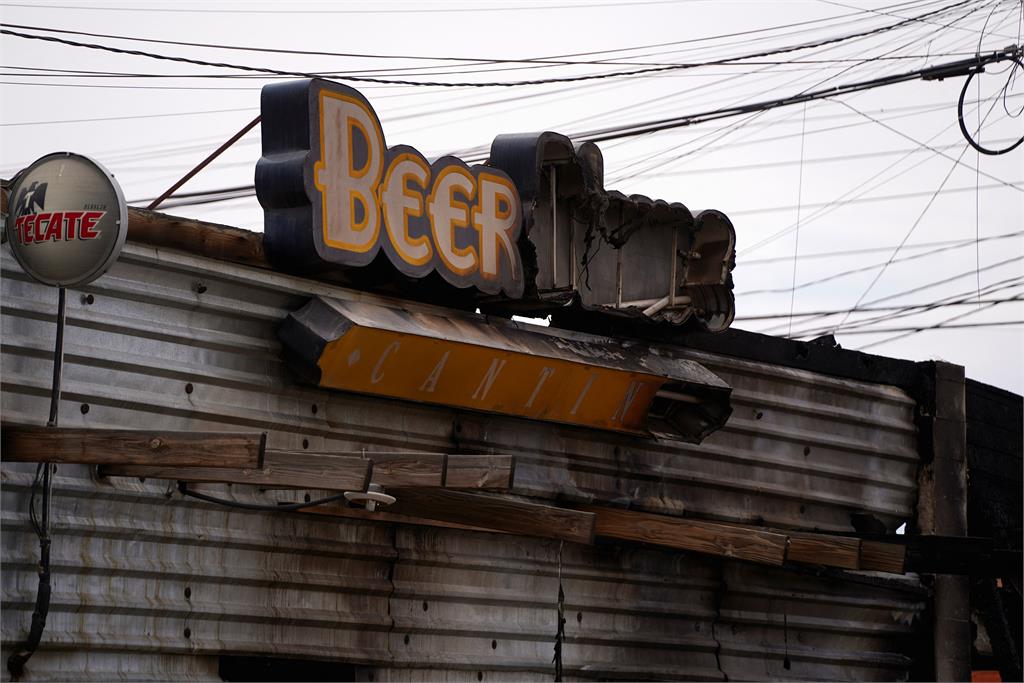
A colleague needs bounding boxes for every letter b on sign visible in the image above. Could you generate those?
[315,92,385,257]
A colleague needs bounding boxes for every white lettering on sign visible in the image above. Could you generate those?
[419,350,450,393]
[371,340,401,384]
[525,366,555,409]
[611,380,644,423]
[263,81,525,297]
[472,358,508,401]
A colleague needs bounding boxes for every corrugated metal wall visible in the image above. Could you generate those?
[2,242,925,680]
[2,465,925,682]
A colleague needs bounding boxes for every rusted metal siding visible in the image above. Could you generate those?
[2,242,917,533]
[2,465,925,681]
[2,241,924,679]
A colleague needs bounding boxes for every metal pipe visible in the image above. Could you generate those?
[550,166,558,287]
[669,228,679,307]
[148,115,261,211]
[643,296,672,317]
[654,389,705,405]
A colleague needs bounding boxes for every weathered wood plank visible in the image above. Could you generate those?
[295,451,514,490]
[585,505,788,566]
[127,207,268,269]
[860,540,907,573]
[2,425,265,468]
[304,503,506,535]
[445,455,515,490]
[787,531,861,570]
[388,489,595,544]
[367,453,445,488]
[99,452,369,492]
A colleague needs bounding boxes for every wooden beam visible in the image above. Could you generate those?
[786,531,861,570]
[2,425,265,468]
[445,455,515,490]
[585,505,788,566]
[387,489,594,544]
[99,451,370,492]
[127,207,268,270]
[860,540,907,574]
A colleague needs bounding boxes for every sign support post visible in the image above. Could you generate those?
[5,153,126,680]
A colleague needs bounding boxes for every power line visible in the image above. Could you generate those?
[763,277,1024,336]
[740,230,1024,295]
[777,267,1024,338]
[791,280,1024,337]
[736,295,1024,321]
[627,134,1020,177]
[728,181,1021,216]
[577,45,1022,142]
[0,0,990,88]
[741,229,1023,265]
[735,91,1014,257]
[0,106,256,127]
[836,318,1022,334]
[832,88,1008,330]
[856,298,1023,349]
[0,0,690,14]
[0,0,950,64]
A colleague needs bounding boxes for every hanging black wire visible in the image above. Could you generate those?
[177,482,350,512]
[958,54,1024,154]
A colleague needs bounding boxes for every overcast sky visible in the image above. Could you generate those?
[2,0,1022,393]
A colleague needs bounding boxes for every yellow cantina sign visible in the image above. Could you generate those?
[280,297,735,440]
[319,326,664,433]
[257,79,524,298]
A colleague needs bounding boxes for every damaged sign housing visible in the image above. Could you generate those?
[256,79,736,331]
[279,296,732,441]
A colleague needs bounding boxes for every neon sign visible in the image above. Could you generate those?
[257,79,524,298]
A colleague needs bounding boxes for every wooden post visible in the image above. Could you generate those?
[916,361,970,682]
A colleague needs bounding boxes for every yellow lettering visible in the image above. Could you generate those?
[315,92,384,253]
[428,166,478,276]
[473,172,520,282]
[380,153,432,266]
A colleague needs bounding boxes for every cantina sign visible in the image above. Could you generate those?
[257,79,524,298]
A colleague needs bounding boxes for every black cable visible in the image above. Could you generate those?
[831,318,1022,334]
[958,54,1024,154]
[737,294,1024,321]
[784,274,1024,338]
[742,228,1024,296]
[743,229,1024,265]
[176,482,350,511]
[0,0,986,88]
[0,0,952,66]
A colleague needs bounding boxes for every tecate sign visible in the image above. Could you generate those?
[6,152,127,288]
[257,79,524,298]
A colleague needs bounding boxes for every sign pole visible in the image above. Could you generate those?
[47,287,66,429]
[6,150,125,679]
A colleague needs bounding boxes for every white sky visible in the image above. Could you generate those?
[2,0,1022,393]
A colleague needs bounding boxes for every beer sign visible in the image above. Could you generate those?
[6,152,127,288]
[257,79,524,298]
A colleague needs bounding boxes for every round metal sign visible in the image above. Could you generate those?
[6,152,127,287]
